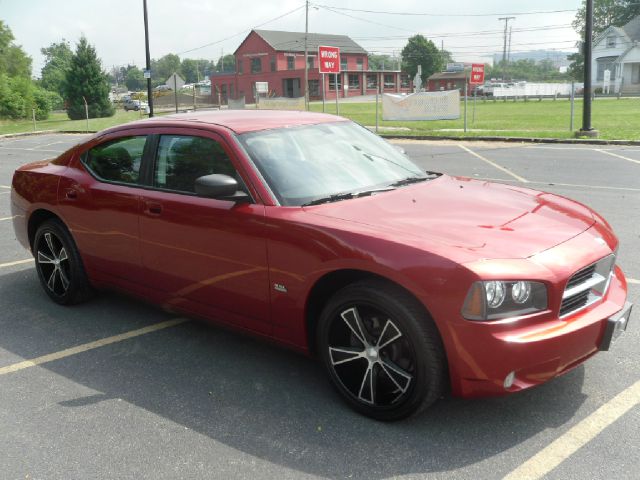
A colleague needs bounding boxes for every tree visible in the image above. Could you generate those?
[124,66,145,91]
[567,49,585,80]
[40,40,73,97]
[151,53,181,86]
[0,20,32,78]
[215,54,235,73]
[64,36,114,120]
[572,0,640,37]
[401,35,443,82]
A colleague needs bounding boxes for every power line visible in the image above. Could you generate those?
[311,4,578,17]
[176,4,306,55]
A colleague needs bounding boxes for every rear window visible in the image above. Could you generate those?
[82,136,146,185]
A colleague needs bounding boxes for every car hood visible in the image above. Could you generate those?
[304,175,596,260]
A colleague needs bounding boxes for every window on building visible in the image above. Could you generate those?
[366,74,378,89]
[83,136,146,185]
[308,80,319,97]
[400,74,410,88]
[154,136,237,194]
[597,58,616,81]
[271,56,277,72]
[251,57,262,74]
[606,36,616,48]
[229,84,234,99]
[237,59,243,74]
[287,56,295,70]
[384,74,395,89]
[329,74,343,91]
[307,56,314,69]
[356,58,363,71]
[340,56,347,71]
[348,74,360,89]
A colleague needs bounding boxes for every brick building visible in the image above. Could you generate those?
[210,29,412,104]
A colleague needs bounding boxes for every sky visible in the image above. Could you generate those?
[0,0,582,77]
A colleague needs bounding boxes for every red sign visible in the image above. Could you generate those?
[318,46,341,74]
[470,63,485,85]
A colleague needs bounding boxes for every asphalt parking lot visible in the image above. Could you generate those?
[0,133,638,480]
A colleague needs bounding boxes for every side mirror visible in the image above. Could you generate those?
[195,174,248,201]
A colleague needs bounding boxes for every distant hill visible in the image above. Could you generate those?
[491,50,574,68]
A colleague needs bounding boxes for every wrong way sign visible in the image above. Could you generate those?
[318,46,341,74]
[470,64,485,85]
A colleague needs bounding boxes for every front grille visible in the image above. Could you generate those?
[566,264,596,289]
[560,254,616,318]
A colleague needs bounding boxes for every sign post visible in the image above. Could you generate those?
[469,64,485,128]
[318,45,341,115]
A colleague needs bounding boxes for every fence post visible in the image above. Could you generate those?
[375,89,379,133]
[82,96,89,133]
[570,81,575,132]
[32,107,36,132]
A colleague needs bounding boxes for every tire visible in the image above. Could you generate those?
[33,219,94,305]
[317,280,447,421]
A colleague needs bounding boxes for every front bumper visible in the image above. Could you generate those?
[449,266,630,397]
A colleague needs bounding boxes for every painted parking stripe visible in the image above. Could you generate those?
[0,258,33,269]
[628,278,640,285]
[0,215,16,221]
[595,149,640,165]
[0,318,188,376]
[0,146,63,153]
[458,145,529,183]
[503,380,640,480]
[0,185,10,189]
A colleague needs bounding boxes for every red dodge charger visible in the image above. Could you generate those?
[11,111,632,420]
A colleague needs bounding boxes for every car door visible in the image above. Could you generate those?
[138,130,271,334]
[57,133,148,286]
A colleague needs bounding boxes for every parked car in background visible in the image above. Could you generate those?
[10,111,632,421]
[122,98,148,112]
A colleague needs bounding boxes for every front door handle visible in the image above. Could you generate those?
[144,201,162,216]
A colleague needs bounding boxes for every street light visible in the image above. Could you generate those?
[143,0,154,117]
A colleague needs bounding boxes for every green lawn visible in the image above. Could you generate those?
[2,98,639,140]
[0,110,149,135]
[310,97,640,140]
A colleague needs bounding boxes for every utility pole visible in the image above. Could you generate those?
[507,26,513,80]
[143,0,154,116]
[304,0,309,110]
[580,0,597,136]
[499,16,515,81]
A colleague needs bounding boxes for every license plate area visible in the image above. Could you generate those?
[599,302,633,351]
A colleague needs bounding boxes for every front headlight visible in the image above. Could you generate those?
[462,280,547,321]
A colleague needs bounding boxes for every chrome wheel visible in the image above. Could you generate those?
[36,232,71,297]
[327,305,415,407]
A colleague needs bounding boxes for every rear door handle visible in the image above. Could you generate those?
[144,201,162,216]
[65,188,78,199]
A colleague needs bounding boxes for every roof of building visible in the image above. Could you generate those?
[622,15,640,41]
[249,30,368,55]
[427,71,467,80]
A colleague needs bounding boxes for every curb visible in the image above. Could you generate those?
[0,130,96,140]
[379,134,640,146]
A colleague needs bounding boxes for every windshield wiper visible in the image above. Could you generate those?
[302,187,396,206]
[390,171,441,188]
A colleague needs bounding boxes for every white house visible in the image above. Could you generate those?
[592,15,640,93]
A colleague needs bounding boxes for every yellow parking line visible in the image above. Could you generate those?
[503,380,640,480]
[595,149,640,165]
[0,258,33,269]
[0,318,188,376]
[459,145,529,183]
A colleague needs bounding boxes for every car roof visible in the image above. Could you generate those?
[105,109,348,135]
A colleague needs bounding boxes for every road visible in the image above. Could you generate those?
[0,133,638,480]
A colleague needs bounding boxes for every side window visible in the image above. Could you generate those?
[83,136,146,184]
[154,135,237,194]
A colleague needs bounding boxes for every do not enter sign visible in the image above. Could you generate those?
[470,64,485,85]
[318,46,341,74]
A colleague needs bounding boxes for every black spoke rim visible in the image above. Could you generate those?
[37,232,70,297]
[328,305,416,407]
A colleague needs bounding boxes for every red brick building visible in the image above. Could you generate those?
[211,30,412,104]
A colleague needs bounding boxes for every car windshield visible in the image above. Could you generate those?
[239,121,427,206]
